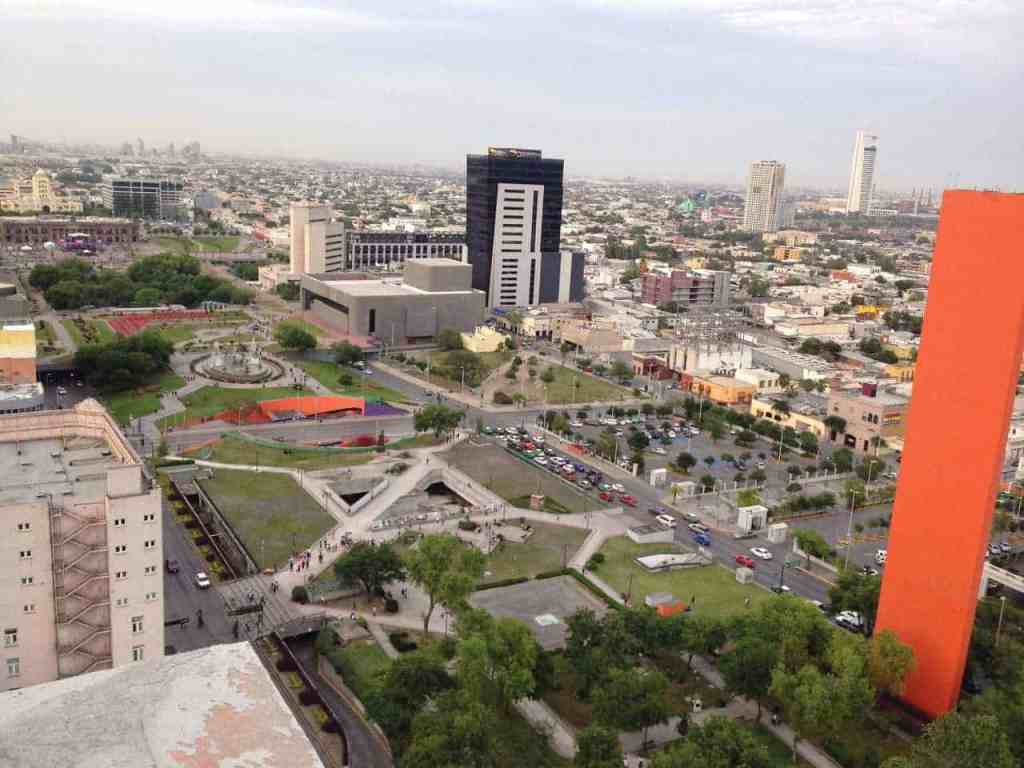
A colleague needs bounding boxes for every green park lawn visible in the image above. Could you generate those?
[283,317,325,337]
[62,318,115,346]
[589,536,773,620]
[295,359,410,403]
[151,236,193,256]
[203,434,377,470]
[157,384,311,428]
[481,521,588,583]
[192,235,240,252]
[542,364,631,405]
[325,638,393,700]
[102,370,184,426]
[152,323,195,345]
[197,468,334,569]
[34,319,61,356]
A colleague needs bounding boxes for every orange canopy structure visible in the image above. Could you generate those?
[259,395,365,419]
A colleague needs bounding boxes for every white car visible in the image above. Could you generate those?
[570,421,583,428]
[750,547,773,560]
[656,514,677,528]
[650,447,667,455]
[194,572,211,589]
[611,483,625,493]
[668,430,677,438]
[875,549,888,564]
[534,456,548,466]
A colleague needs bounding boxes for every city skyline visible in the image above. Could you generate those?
[4,1,1022,191]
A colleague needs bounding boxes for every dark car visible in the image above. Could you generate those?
[165,559,180,574]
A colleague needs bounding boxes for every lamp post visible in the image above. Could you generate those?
[996,595,1008,648]
[843,488,862,570]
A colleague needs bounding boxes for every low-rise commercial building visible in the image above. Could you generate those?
[826,384,908,453]
[0,217,141,247]
[0,320,35,384]
[751,392,829,437]
[773,318,850,341]
[734,368,782,393]
[0,399,164,692]
[300,258,484,343]
[461,325,508,353]
[750,346,834,382]
[0,382,45,414]
[690,375,756,405]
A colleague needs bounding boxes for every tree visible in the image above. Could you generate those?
[133,286,163,307]
[708,420,724,441]
[437,327,464,351]
[74,329,174,391]
[828,569,881,636]
[333,542,405,596]
[823,415,847,438]
[882,712,1015,768]
[794,529,830,561]
[332,340,365,366]
[610,360,632,382]
[404,533,485,636]
[414,404,464,438]
[868,629,916,702]
[456,609,538,713]
[540,366,556,384]
[628,430,650,452]
[274,321,316,351]
[564,609,637,698]
[560,340,573,362]
[718,636,778,721]
[778,373,791,389]
[674,452,697,474]
[698,474,716,492]
[575,724,623,768]
[679,615,725,669]
[401,689,498,768]
[593,667,670,749]
[368,648,454,750]
[650,716,772,768]
[830,447,854,473]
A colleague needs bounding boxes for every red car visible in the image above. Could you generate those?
[599,491,614,502]
[735,555,755,569]
[620,495,637,507]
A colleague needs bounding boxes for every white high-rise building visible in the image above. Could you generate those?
[743,161,786,233]
[289,202,345,275]
[846,130,879,214]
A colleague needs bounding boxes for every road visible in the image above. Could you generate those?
[160,495,235,653]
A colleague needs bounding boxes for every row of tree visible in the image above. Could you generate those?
[30,255,251,310]
[73,329,173,391]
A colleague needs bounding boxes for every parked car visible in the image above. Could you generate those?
[165,559,180,574]
[195,572,211,589]
[750,547,773,560]
[648,506,668,517]
[735,555,755,568]
[599,491,614,502]
[620,495,637,507]
[611,483,626,493]
[650,447,667,455]
[577,479,591,489]
[688,522,709,534]
[693,533,712,547]
[875,548,888,564]
[656,514,677,528]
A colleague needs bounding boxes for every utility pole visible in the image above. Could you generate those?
[996,595,1008,647]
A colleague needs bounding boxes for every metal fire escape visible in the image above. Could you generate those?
[50,500,112,677]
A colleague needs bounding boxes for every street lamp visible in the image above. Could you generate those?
[996,595,1008,648]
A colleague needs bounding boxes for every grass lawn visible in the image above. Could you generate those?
[62,318,114,346]
[157,384,311,427]
[325,638,393,701]
[427,349,512,383]
[198,468,334,569]
[481,521,587,583]
[152,323,195,345]
[747,723,813,767]
[296,359,411,403]
[283,317,325,337]
[542,364,631,405]
[35,319,61,356]
[193,235,240,253]
[589,536,773,620]
[102,370,184,426]
[203,435,377,470]
[151,236,193,255]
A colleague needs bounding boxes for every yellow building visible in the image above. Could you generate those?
[885,362,915,382]
[460,325,508,353]
[691,375,756,405]
[772,246,804,262]
[0,170,83,214]
[883,342,915,360]
[750,395,828,437]
[684,256,708,269]
[855,305,881,319]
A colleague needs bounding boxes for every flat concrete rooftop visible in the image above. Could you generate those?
[0,437,120,505]
[0,642,325,768]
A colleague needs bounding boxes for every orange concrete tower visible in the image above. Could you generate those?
[875,190,1024,717]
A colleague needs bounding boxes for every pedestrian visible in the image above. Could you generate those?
[371,605,377,617]
[318,551,323,565]
[350,610,356,622]
[288,557,294,572]
[744,597,751,608]
[691,594,696,606]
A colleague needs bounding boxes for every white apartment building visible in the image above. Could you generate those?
[0,400,164,692]
[743,161,786,233]
[846,130,879,214]
[289,202,345,274]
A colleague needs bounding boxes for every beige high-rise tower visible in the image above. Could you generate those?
[846,130,879,214]
[743,160,786,233]
[289,202,345,274]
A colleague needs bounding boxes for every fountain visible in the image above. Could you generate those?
[191,341,285,384]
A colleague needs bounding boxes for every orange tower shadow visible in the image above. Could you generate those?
[875,190,1024,717]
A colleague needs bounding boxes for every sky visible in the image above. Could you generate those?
[3,0,1022,191]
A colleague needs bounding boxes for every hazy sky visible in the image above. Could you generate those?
[4,0,1022,191]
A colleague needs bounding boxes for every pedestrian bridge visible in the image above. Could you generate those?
[979,561,1024,597]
